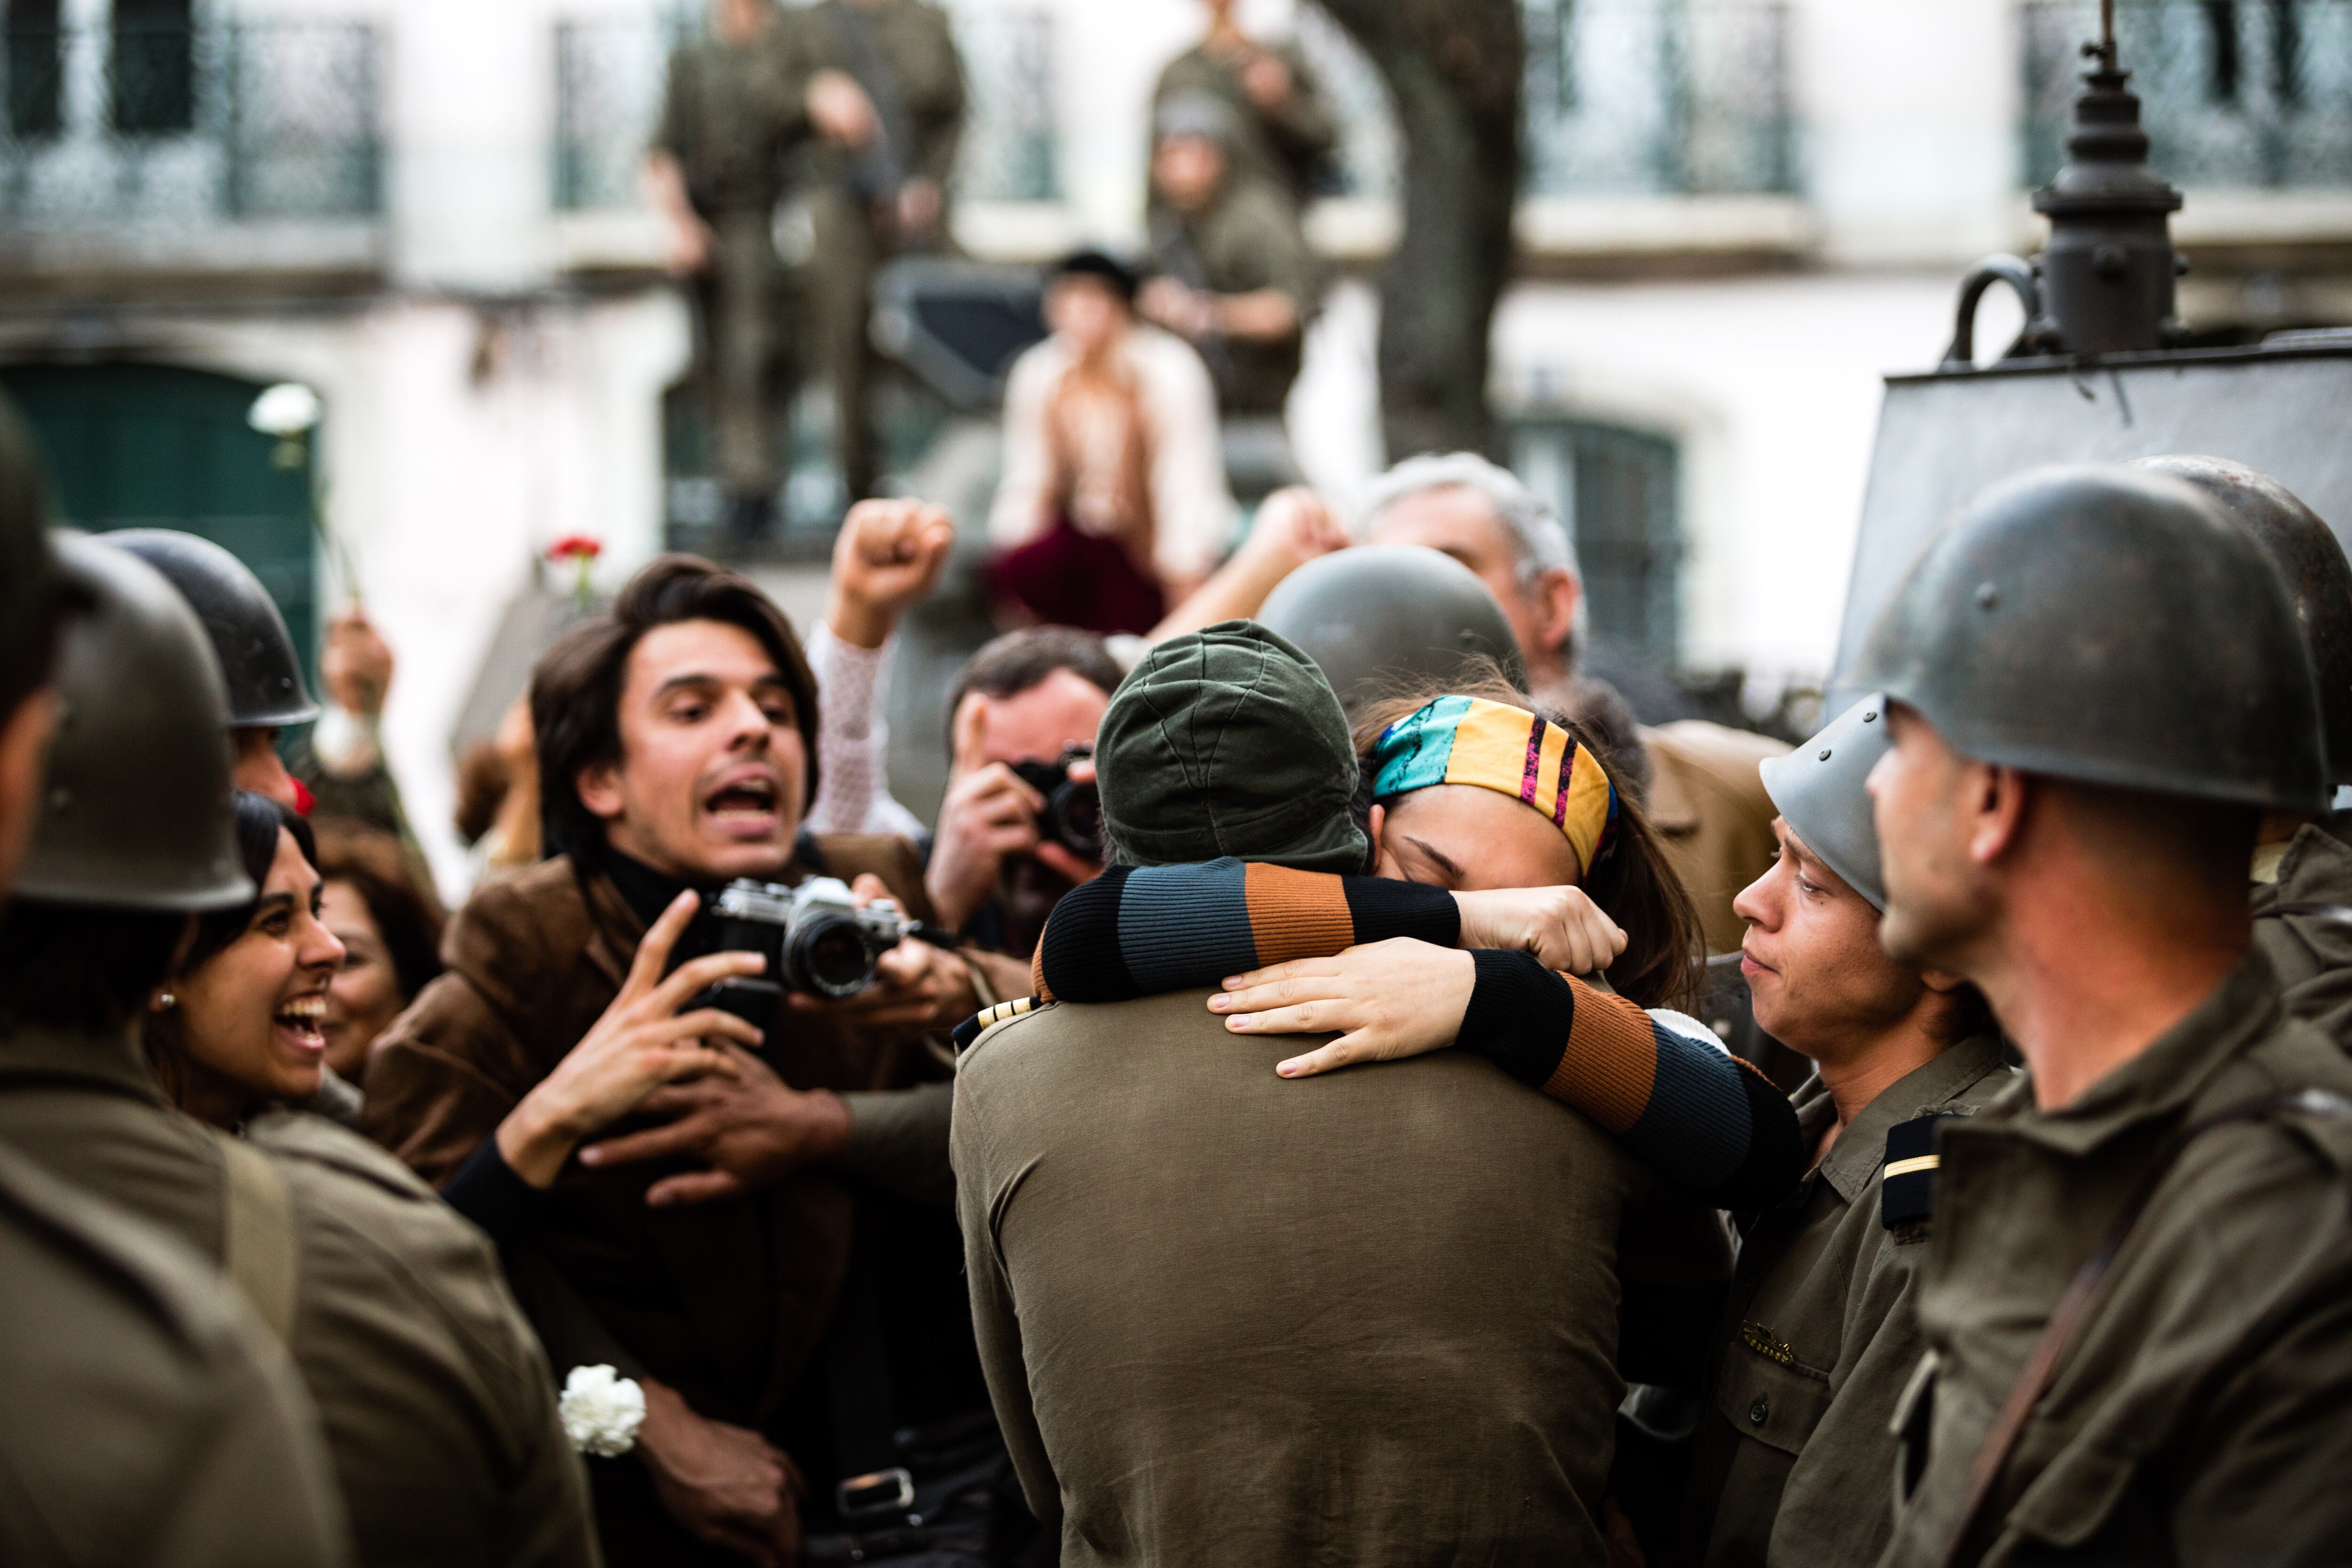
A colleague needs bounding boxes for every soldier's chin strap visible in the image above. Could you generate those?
[1934,1086,2352,1568]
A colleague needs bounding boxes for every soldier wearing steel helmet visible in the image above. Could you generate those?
[1851,464,2352,1567]
[2136,454,2352,1047]
[109,526,319,811]
[0,402,357,1568]
[1671,694,2015,1568]
[0,533,597,1568]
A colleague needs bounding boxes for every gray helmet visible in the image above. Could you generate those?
[1758,694,1891,910]
[1846,464,2328,813]
[108,528,317,727]
[1257,546,1528,714]
[2134,455,2352,788]
[15,534,252,910]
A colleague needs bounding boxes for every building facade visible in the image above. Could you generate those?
[3,0,2345,892]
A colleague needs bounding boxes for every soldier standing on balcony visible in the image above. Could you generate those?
[647,0,880,542]
[1139,93,1319,453]
[1152,0,1339,205]
[785,0,967,504]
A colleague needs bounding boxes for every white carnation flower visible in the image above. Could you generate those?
[246,382,322,438]
[559,1364,646,1458]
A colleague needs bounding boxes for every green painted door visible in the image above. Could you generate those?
[0,362,318,690]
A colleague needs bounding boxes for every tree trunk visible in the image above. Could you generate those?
[1313,0,1522,462]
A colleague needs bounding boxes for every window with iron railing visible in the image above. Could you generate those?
[1296,0,1796,201]
[0,16,381,224]
[2023,0,2352,188]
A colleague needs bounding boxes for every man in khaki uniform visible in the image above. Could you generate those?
[1676,695,2013,1568]
[787,0,966,502]
[1355,453,1790,952]
[1140,94,1318,422]
[651,0,814,541]
[0,535,597,1568]
[2138,456,2352,1043]
[1851,465,2352,1566]
[0,412,354,1568]
[1152,0,1338,203]
[954,625,1716,1566]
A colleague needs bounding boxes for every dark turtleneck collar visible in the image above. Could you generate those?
[600,846,712,930]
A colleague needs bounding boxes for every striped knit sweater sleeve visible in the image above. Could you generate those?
[1029,858,1802,1210]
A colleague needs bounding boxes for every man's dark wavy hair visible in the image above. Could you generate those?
[532,554,819,866]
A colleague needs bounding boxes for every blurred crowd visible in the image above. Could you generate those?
[8,4,2352,1568]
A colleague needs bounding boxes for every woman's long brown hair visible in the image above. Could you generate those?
[1352,671,1703,1011]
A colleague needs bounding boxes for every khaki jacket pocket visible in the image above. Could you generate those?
[1716,1323,1834,1457]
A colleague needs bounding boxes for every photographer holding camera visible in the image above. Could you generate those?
[360,555,993,1568]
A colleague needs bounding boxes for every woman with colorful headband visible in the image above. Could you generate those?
[1020,677,1801,1209]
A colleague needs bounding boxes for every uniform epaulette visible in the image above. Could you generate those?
[953,995,1043,1053]
[1881,1113,1952,1233]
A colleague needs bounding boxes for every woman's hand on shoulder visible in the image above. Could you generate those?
[1207,938,1474,1080]
[1451,885,1627,977]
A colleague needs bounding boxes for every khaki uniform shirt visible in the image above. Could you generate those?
[0,1139,353,1567]
[1640,721,1790,957]
[1681,1037,2014,1568]
[2249,820,2352,1043]
[1153,179,1318,418]
[1152,40,1338,202]
[654,24,810,215]
[788,0,967,197]
[954,989,1682,1568]
[1881,952,2352,1567]
[0,1025,597,1568]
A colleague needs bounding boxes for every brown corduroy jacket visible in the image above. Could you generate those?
[359,838,944,1439]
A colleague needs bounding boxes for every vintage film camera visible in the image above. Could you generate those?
[1008,745,1103,861]
[685,876,912,1032]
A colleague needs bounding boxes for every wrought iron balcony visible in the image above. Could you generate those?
[555,6,1060,215]
[2024,0,2352,189]
[0,20,381,228]
[1299,0,1796,201]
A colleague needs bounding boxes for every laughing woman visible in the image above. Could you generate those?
[144,792,345,1127]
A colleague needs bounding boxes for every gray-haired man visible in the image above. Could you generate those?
[1363,451,1787,953]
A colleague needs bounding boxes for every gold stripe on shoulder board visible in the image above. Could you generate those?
[1884,1154,1940,1178]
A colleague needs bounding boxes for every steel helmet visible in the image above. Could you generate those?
[108,528,317,727]
[1846,464,2328,813]
[15,534,253,909]
[2135,455,2352,788]
[1758,694,1892,910]
[1257,545,1528,714]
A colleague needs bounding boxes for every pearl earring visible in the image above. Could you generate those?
[156,991,176,1010]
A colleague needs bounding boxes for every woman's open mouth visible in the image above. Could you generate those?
[273,993,328,1054]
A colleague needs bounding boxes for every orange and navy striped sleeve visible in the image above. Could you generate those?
[1028,858,1802,1210]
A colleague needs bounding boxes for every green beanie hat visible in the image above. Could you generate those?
[1097,620,1368,873]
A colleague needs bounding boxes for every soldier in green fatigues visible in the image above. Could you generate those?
[1672,695,2015,1568]
[0,536,600,1568]
[2137,455,2352,1046]
[1152,0,1338,204]
[786,0,966,503]
[0,406,355,1568]
[1141,93,1319,423]
[650,0,858,541]
[1851,466,2352,1567]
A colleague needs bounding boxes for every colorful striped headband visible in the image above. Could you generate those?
[1371,695,1621,878]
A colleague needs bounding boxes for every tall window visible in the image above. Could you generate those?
[111,0,193,135]
[1511,416,1685,665]
[5,0,63,139]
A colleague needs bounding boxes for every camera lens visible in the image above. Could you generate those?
[790,916,877,998]
[1050,780,1103,860]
